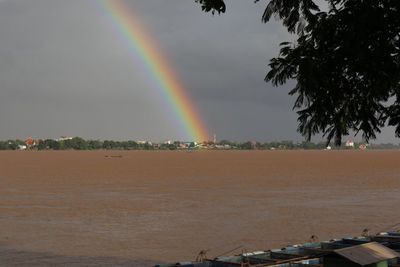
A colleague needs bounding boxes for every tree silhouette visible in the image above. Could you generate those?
[195,0,400,146]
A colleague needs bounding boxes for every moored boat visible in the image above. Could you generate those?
[156,234,400,267]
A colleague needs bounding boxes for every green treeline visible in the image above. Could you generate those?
[0,137,398,151]
[38,138,143,151]
[0,140,26,150]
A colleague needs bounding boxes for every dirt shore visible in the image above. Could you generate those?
[1,150,400,266]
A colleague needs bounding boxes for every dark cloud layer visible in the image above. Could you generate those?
[0,0,397,143]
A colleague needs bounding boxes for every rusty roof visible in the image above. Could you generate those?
[334,242,400,266]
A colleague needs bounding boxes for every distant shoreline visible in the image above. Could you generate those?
[1,137,398,151]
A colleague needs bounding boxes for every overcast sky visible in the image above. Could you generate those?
[0,0,398,143]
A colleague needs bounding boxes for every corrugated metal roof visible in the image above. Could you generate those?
[334,241,400,266]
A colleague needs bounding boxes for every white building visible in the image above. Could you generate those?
[56,136,73,142]
[17,145,27,150]
[345,140,354,148]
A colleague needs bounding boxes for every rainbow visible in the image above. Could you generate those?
[98,0,209,142]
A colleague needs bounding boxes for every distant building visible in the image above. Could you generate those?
[25,137,36,147]
[56,136,73,142]
[18,145,27,150]
[345,139,354,148]
[359,144,367,150]
[215,144,231,149]
[137,141,152,146]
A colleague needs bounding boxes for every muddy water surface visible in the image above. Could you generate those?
[0,150,400,266]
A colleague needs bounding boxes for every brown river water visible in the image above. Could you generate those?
[0,150,400,266]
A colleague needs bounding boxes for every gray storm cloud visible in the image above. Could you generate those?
[0,0,397,143]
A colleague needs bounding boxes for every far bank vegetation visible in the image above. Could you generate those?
[0,137,397,151]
